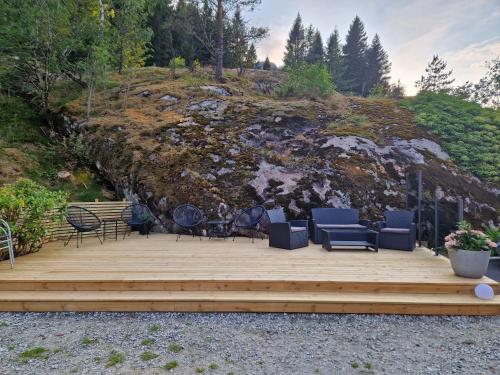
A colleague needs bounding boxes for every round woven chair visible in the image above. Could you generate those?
[232,205,266,243]
[65,206,102,248]
[121,203,154,239]
[173,204,204,241]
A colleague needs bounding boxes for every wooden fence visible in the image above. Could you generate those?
[47,200,132,242]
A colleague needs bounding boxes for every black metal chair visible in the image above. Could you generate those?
[121,203,154,239]
[172,204,205,241]
[376,210,416,251]
[232,205,266,243]
[65,206,103,248]
[266,208,309,250]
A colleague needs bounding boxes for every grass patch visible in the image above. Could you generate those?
[19,347,50,362]
[209,363,219,370]
[0,320,8,327]
[150,323,161,333]
[94,357,101,364]
[52,347,63,354]
[351,361,359,369]
[105,351,125,368]
[364,362,373,369]
[196,367,205,373]
[168,343,183,353]
[81,337,98,346]
[141,338,155,346]
[163,360,179,371]
[140,351,159,361]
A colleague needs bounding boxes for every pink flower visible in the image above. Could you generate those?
[486,240,497,248]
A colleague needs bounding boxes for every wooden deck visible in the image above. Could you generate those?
[0,234,499,315]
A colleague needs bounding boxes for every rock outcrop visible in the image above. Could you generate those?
[53,68,499,232]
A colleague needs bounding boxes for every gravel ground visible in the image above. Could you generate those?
[0,313,498,375]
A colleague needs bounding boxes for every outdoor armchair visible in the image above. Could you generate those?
[121,203,154,239]
[376,210,416,251]
[172,204,205,241]
[310,208,370,244]
[266,208,309,250]
[65,206,103,248]
[232,205,266,243]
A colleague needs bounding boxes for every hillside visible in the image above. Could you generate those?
[47,67,498,228]
[0,96,114,201]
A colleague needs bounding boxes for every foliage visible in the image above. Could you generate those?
[169,57,186,69]
[453,58,499,109]
[415,55,455,93]
[401,91,500,183]
[0,179,68,258]
[306,30,324,64]
[163,360,179,370]
[387,80,406,98]
[445,221,497,252]
[278,63,334,98]
[106,351,125,368]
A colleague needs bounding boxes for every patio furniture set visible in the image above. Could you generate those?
[64,201,416,253]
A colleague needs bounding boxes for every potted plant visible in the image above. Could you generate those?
[445,221,497,278]
[484,224,499,256]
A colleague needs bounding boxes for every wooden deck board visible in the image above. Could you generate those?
[0,233,499,314]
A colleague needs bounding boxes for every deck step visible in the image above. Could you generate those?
[1,290,499,315]
[1,279,497,294]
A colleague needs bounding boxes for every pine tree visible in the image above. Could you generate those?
[342,16,368,95]
[245,43,257,69]
[304,24,315,58]
[326,29,344,89]
[146,0,174,67]
[307,30,324,64]
[415,55,455,93]
[229,5,248,74]
[283,13,306,68]
[365,34,391,94]
[263,56,271,70]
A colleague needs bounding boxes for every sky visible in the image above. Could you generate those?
[245,0,500,94]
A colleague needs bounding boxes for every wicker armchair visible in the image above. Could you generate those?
[121,203,154,239]
[310,208,370,244]
[376,210,416,251]
[0,219,14,269]
[232,205,266,243]
[266,208,309,250]
[172,204,205,241]
[65,206,103,248]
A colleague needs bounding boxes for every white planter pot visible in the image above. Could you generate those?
[448,249,490,279]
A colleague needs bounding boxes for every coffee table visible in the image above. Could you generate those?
[321,228,378,252]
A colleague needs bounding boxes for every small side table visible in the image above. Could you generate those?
[102,219,120,241]
[207,220,232,240]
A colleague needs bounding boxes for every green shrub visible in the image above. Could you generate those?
[401,92,500,183]
[278,63,334,98]
[169,57,186,69]
[0,179,67,257]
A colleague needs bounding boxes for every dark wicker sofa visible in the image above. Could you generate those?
[310,208,370,244]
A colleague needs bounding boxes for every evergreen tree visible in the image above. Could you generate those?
[283,13,306,68]
[307,31,324,64]
[263,56,271,70]
[342,16,368,95]
[365,34,391,94]
[245,43,257,69]
[415,55,455,93]
[304,24,315,58]
[325,29,344,89]
[146,0,174,67]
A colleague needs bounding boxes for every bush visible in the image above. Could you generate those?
[401,92,500,183]
[278,63,334,98]
[168,56,186,69]
[0,179,68,257]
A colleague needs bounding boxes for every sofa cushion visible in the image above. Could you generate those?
[290,226,307,232]
[380,227,410,234]
[316,224,366,229]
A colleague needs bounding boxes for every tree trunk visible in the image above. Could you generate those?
[215,0,224,82]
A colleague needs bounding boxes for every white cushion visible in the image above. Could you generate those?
[380,227,410,234]
[290,226,307,232]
